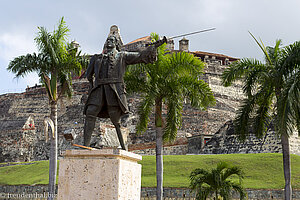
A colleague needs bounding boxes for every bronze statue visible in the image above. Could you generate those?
[83,25,165,150]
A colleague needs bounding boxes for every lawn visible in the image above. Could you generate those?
[1,153,300,189]
[141,153,300,189]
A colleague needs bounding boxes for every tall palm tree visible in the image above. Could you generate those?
[125,33,215,200]
[7,17,87,199]
[190,161,246,200]
[222,33,300,200]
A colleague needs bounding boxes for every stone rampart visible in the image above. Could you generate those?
[1,185,300,200]
[198,120,283,154]
[0,54,245,161]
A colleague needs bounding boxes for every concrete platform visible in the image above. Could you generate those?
[57,149,142,200]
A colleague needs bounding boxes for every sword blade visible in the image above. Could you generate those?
[169,28,216,39]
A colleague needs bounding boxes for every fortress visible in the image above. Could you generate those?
[1,37,299,162]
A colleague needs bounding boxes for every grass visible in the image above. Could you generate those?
[140,153,300,189]
[0,153,300,189]
[0,160,59,185]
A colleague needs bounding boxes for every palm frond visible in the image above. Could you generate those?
[231,182,247,200]
[179,76,215,109]
[281,41,300,77]
[136,92,156,134]
[267,39,282,65]
[58,73,73,99]
[53,17,70,44]
[216,161,229,173]
[219,181,232,200]
[190,168,210,190]
[41,73,53,100]
[195,185,212,200]
[164,93,183,141]
[50,72,57,101]
[76,52,89,71]
[8,17,86,104]
[234,96,256,141]
[252,85,274,138]
[248,31,272,65]
[276,72,300,137]
[165,51,204,79]
[35,26,60,66]
[190,162,245,200]
[222,58,264,88]
[222,166,244,183]
[7,53,45,78]
[242,61,268,96]
[124,64,149,94]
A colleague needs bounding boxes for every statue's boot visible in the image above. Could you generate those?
[114,123,127,151]
[84,115,96,147]
[108,106,127,151]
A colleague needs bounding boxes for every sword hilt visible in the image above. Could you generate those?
[145,36,168,48]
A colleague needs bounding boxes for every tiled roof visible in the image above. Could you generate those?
[125,36,151,45]
[124,36,239,61]
[192,51,239,61]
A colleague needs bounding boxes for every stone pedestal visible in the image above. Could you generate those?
[57,149,142,200]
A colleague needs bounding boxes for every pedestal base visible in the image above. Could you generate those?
[57,149,142,200]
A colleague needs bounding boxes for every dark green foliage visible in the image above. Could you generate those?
[125,33,215,142]
[222,36,300,140]
[222,33,300,199]
[7,17,88,101]
[190,161,246,200]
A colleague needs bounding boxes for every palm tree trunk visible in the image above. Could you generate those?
[48,100,58,200]
[281,134,292,200]
[155,98,163,200]
[156,127,163,200]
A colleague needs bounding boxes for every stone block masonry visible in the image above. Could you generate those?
[198,120,283,155]
[0,54,245,161]
[1,185,300,199]
[2,51,295,160]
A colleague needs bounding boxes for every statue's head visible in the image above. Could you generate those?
[103,25,123,53]
[103,35,122,53]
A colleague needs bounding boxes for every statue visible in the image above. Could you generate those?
[83,25,166,150]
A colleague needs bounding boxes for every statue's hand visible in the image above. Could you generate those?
[145,36,168,49]
[154,36,168,48]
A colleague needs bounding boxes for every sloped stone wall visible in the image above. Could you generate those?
[0,81,128,162]
[289,133,300,155]
[0,56,245,161]
[198,120,283,154]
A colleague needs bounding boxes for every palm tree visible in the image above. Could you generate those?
[190,161,246,200]
[125,33,215,200]
[222,33,300,200]
[7,17,87,199]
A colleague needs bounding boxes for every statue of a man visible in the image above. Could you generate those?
[83,25,163,150]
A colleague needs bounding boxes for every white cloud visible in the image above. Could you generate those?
[0,31,39,93]
[0,32,37,62]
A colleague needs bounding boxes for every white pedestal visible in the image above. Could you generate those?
[57,149,142,200]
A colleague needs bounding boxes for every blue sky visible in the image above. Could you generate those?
[1,0,300,94]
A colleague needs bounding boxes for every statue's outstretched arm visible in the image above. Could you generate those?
[124,36,167,65]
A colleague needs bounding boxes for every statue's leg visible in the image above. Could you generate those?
[108,106,127,150]
[84,105,100,147]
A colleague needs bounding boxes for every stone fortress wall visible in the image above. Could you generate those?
[1,37,299,162]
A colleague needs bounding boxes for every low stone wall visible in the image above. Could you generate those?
[0,185,55,200]
[131,144,188,155]
[1,185,300,200]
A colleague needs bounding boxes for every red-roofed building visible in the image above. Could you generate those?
[122,36,239,65]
